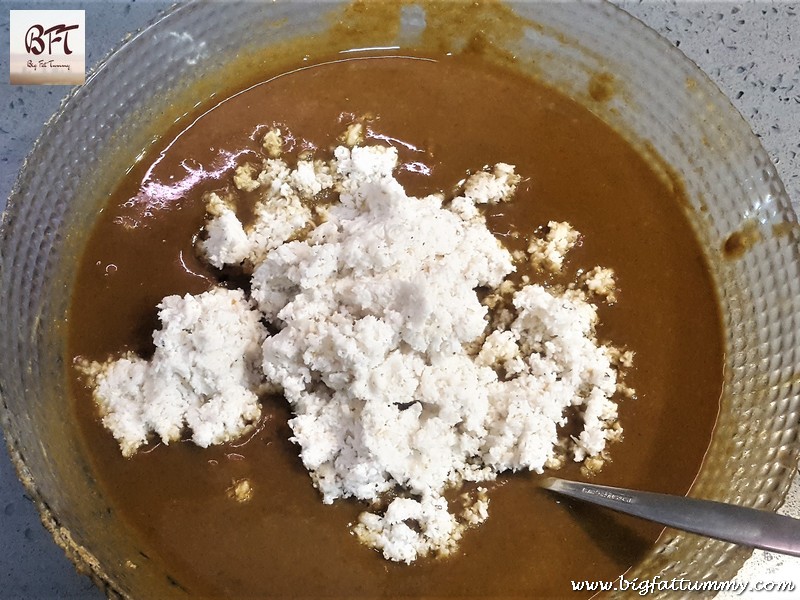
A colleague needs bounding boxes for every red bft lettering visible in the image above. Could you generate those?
[25,23,79,55]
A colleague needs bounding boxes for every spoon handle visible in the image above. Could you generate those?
[540,477,800,557]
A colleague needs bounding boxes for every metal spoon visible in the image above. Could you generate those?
[540,476,800,557]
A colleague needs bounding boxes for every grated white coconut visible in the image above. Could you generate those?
[528,220,580,272]
[83,137,628,563]
[262,127,283,158]
[582,266,617,304]
[79,287,267,457]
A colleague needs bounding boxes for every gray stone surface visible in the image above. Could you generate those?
[1,1,798,598]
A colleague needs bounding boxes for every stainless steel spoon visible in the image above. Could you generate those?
[540,477,800,557]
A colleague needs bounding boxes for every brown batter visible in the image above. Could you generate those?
[68,52,723,598]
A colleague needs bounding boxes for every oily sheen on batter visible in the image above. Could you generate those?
[68,53,723,597]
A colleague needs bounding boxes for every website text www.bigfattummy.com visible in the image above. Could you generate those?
[570,575,796,596]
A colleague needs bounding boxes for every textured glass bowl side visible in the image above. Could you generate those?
[1,2,798,598]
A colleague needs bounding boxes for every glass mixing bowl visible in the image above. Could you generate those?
[2,2,799,598]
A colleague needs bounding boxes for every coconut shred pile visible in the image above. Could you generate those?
[81,133,631,564]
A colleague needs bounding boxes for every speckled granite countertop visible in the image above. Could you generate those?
[1,1,798,598]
